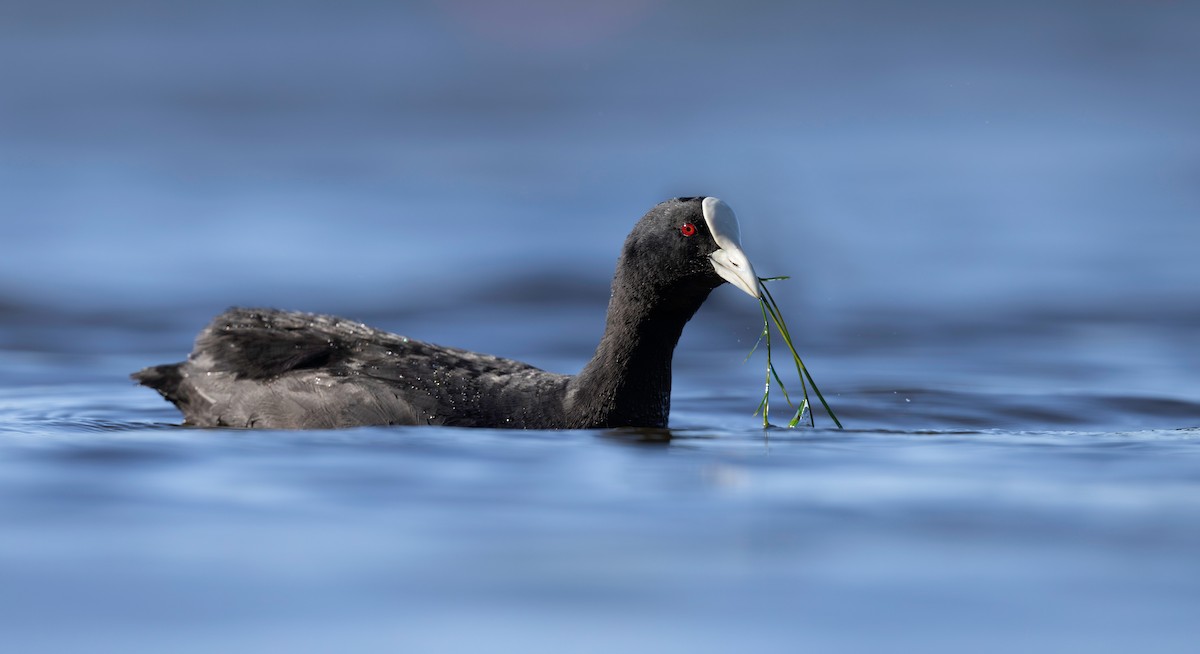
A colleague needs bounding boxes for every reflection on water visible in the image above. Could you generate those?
[2,1,1200,652]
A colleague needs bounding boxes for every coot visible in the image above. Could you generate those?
[133,197,760,429]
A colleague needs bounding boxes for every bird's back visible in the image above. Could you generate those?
[132,308,570,428]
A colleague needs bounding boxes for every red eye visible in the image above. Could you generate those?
[680,223,696,237]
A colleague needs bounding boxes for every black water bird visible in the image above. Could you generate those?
[133,197,760,429]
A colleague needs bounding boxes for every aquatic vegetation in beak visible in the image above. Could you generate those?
[748,277,843,429]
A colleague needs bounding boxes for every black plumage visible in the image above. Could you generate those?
[132,197,759,429]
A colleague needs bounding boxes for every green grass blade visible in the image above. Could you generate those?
[787,398,810,428]
[753,277,844,430]
[756,298,773,427]
[770,362,794,408]
[743,326,768,363]
[764,289,838,428]
[798,362,842,428]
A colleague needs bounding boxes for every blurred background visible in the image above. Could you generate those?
[2,0,1196,321]
[2,2,1199,653]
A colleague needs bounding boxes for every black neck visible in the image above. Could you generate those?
[565,272,714,428]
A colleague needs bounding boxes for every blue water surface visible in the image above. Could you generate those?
[2,1,1199,652]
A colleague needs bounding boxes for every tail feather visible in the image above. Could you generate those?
[131,363,186,404]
